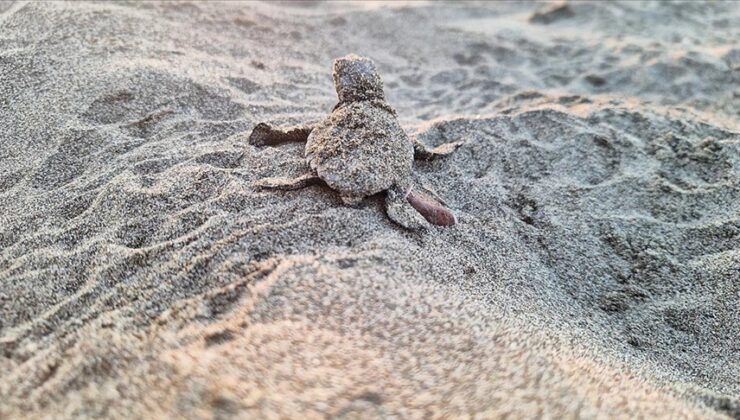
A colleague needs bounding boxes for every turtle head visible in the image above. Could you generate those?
[332,54,385,103]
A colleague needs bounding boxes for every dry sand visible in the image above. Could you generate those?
[1,1,739,418]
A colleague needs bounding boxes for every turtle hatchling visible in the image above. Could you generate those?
[248,54,463,229]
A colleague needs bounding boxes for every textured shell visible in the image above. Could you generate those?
[305,101,413,197]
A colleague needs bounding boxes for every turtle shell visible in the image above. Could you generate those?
[305,101,413,197]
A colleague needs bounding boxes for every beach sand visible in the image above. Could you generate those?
[1,1,738,418]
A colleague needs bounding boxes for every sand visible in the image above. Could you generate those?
[0,1,738,418]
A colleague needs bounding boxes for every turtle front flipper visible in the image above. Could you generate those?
[384,186,429,230]
[248,122,313,146]
[253,173,323,191]
[413,137,464,161]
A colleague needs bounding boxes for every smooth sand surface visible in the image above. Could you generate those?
[1,1,738,418]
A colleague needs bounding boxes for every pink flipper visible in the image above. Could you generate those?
[406,190,457,226]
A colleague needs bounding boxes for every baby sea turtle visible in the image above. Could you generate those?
[248,54,463,229]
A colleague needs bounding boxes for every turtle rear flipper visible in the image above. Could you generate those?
[413,181,449,207]
[385,186,429,230]
[248,122,314,146]
[253,173,322,191]
[406,189,457,226]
